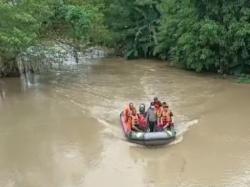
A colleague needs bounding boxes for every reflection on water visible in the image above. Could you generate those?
[0,81,6,101]
[0,58,250,187]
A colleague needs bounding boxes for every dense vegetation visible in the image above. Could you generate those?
[0,0,110,76]
[106,0,161,58]
[0,0,249,77]
[156,0,250,74]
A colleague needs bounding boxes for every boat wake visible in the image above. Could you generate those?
[57,90,200,146]
[175,119,199,136]
[169,119,199,145]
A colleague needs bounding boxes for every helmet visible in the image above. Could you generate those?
[139,103,145,113]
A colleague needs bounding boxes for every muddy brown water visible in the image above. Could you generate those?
[0,58,250,187]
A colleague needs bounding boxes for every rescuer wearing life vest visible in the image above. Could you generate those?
[124,102,134,123]
[130,108,142,132]
[153,97,162,107]
[159,103,173,130]
[138,103,148,131]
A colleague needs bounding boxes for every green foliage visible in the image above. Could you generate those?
[0,1,37,60]
[107,0,161,58]
[1,0,250,76]
[53,4,92,40]
[0,0,56,76]
[43,0,112,46]
[107,0,250,74]
[156,0,250,73]
[0,0,111,76]
[238,74,250,84]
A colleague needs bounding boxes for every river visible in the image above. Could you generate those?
[0,58,250,187]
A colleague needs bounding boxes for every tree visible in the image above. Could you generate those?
[0,0,55,76]
[107,0,161,58]
[156,0,250,73]
[0,0,111,76]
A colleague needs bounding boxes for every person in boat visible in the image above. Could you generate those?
[155,102,163,122]
[159,101,167,118]
[158,103,174,130]
[124,102,134,123]
[153,96,162,107]
[153,97,162,123]
[138,103,148,131]
[162,101,167,107]
[130,108,143,132]
[146,102,157,132]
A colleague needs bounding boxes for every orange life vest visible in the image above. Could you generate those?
[124,106,133,122]
[131,114,139,126]
[156,106,163,118]
[161,110,173,124]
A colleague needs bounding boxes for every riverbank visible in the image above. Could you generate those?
[0,42,112,78]
[0,57,250,84]
[1,1,249,79]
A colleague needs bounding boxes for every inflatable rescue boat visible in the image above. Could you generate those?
[120,112,176,145]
